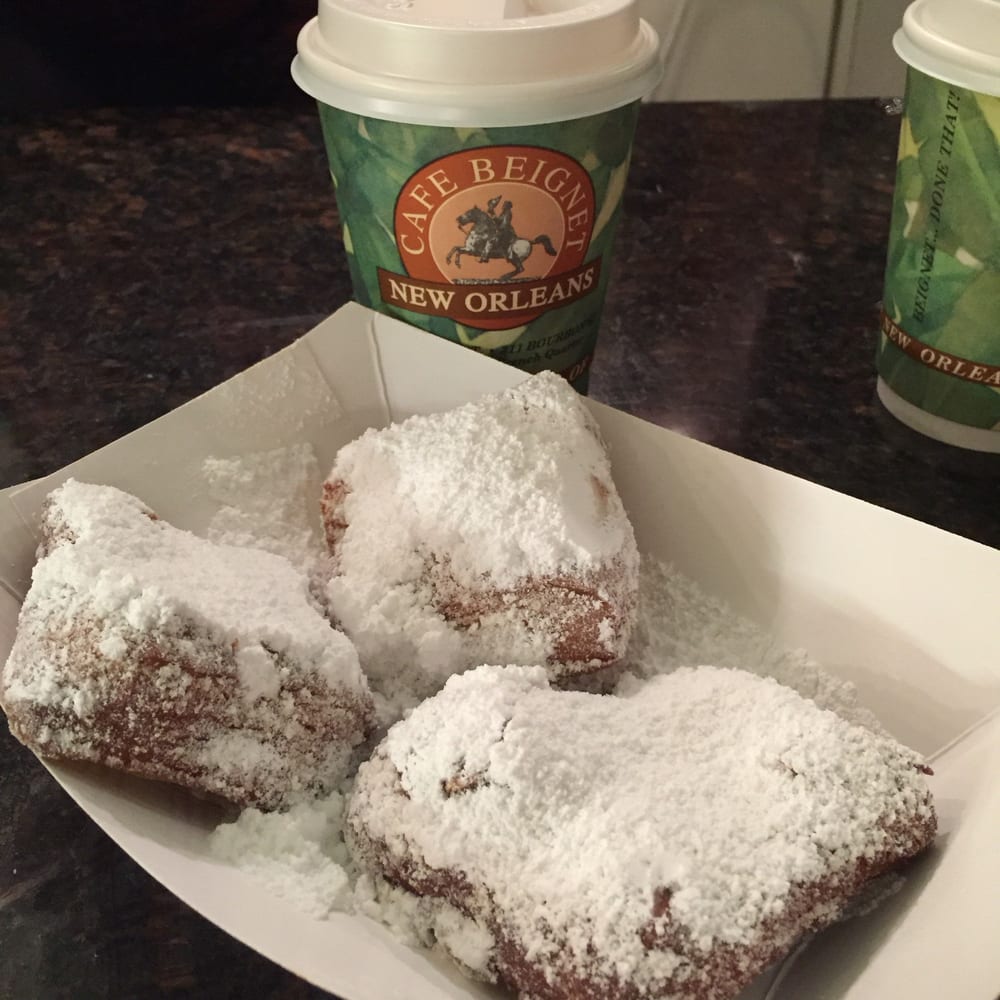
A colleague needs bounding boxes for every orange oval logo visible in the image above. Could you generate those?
[384,146,597,330]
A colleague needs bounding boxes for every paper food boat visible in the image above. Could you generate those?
[2,303,998,1000]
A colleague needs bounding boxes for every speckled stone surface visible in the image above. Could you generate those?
[1,100,997,1000]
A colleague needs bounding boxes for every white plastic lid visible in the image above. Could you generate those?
[895,0,1000,97]
[292,0,662,126]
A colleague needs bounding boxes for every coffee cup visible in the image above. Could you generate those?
[877,0,1000,452]
[292,0,661,391]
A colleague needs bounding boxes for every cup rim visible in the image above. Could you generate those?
[894,0,1000,98]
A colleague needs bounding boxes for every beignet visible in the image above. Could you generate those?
[347,664,936,1000]
[322,371,639,704]
[1,479,374,810]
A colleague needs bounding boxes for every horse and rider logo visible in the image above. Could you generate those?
[446,195,558,282]
[385,144,597,329]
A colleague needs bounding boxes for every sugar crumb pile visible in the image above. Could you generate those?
[622,560,882,731]
[211,789,353,919]
[202,443,326,573]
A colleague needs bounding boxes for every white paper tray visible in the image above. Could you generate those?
[2,303,999,1000]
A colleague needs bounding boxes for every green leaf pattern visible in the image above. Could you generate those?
[878,69,1000,428]
[317,103,640,390]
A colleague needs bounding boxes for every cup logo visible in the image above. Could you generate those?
[379,145,598,329]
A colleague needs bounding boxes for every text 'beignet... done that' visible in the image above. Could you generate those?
[347,664,937,1000]
[1,479,374,810]
[321,371,640,702]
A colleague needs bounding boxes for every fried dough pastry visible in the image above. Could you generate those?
[1,479,374,810]
[321,371,639,703]
[347,664,936,1000]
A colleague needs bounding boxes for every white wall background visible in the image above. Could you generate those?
[640,0,911,100]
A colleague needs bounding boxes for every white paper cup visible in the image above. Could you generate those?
[877,0,1000,452]
[292,0,661,391]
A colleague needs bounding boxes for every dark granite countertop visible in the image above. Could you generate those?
[1,99,997,1000]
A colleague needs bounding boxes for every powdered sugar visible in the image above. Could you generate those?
[331,372,631,588]
[326,574,494,721]
[202,443,328,580]
[5,479,366,708]
[201,349,343,447]
[211,790,353,919]
[354,872,498,981]
[235,643,282,701]
[350,663,934,992]
[621,560,883,732]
